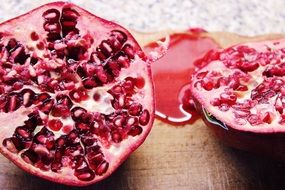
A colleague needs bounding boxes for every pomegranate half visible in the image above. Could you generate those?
[0,1,154,186]
[191,39,285,160]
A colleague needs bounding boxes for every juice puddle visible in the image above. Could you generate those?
[144,31,220,125]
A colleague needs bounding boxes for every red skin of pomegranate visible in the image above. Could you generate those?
[0,2,154,186]
[194,98,285,160]
[191,39,285,160]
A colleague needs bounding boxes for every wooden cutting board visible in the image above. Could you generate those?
[2,31,285,190]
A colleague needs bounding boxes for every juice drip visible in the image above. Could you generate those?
[144,31,220,125]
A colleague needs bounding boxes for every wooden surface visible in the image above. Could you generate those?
[2,31,285,190]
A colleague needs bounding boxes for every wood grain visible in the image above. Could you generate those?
[2,31,285,190]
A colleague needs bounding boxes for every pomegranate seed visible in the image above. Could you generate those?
[220,92,237,105]
[88,153,104,170]
[239,61,259,72]
[48,119,63,131]
[122,79,134,93]
[210,98,221,106]
[3,137,23,153]
[261,112,273,124]
[95,66,108,84]
[93,92,101,101]
[51,162,62,172]
[219,104,230,112]
[51,104,70,118]
[64,144,83,156]
[21,149,39,164]
[81,134,96,147]
[4,94,21,113]
[69,88,88,102]
[111,131,122,143]
[21,89,36,107]
[71,107,87,121]
[217,77,229,87]
[112,85,124,95]
[128,103,142,116]
[6,38,17,51]
[74,168,95,181]
[81,112,94,124]
[0,96,7,109]
[72,155,85,169]
[235,85,248,91]
[113,95,126,108]
[15,126,31,139]
[75,122,90,132]
[108,38,122,51]
[82,77,98,89]
[111,30,127,44]
[68,130,79,141]
[12,81,24,90]
[134,77,145,89]
[33,144,50,156]
[62,125,73,134]
[35,93,51,104]
[86,145,101,155]
[36,41,45,50]
[228,78,240,90]
[45,140,54,150]
[24,112,42,130]
[39,99,54,114]
[247,114,262,125]
[44,22,61,33]
[196,71,208,79]
[61,21,77,28]
[62,8,80,20]
[117,55,130,68]
[55,136,67,148]
[128,126,143,136]
[30,31,39,41]
[42,8,60,21]
[100,41,113,56]
[202,80,213,91]
[139,109,150,126]
[95,160,109,175]
[125,116,138,127]
[123,44,135,59]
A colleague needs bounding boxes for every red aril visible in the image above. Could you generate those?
[0,1,154,186]
[191,38,285,160]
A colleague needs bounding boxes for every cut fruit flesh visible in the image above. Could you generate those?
[0,1,154,186]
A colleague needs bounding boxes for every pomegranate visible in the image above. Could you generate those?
[0,1,154,186]
[191,38,285,160]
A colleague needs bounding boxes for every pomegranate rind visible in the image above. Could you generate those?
[194,97,285,160]
[0,1,154,186]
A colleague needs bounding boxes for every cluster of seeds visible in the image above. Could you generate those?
[0,5,150,181]
[193,44,285,126]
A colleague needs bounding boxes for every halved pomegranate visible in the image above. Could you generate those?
[0,1,154,186]
[191,39,285,160]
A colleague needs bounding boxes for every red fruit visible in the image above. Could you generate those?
[191,40,285,160]
[0,2,154,186]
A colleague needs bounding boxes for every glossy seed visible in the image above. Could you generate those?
[139,109,150,126]
[95,161,109,175]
